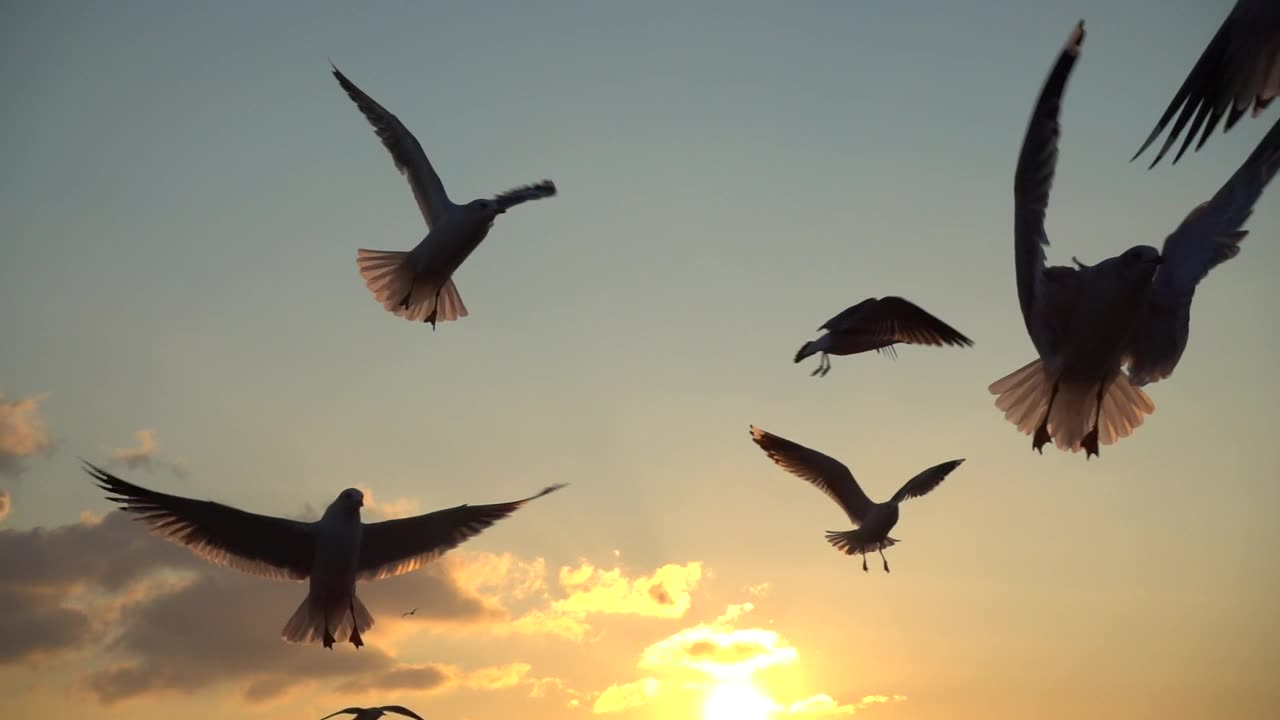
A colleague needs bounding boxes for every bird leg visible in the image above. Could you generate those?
[348,597,364,649]
[861,553,868,572]
[323,622,336,650]
[1081,382,1106,459]
[810,353,831,377]
[879,548,890,573]
[1033,382,1060,453]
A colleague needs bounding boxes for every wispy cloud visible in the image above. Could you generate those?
[553,560,703,619]
[593,677,661,713]
[108,429,188,478]
[0,391,53,477]
[0,491,9,523]
[785,693,910,716]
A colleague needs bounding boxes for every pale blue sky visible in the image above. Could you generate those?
[2,2,1278,719]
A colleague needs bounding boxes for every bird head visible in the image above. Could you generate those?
[1118,244,1163,281]
[335,488,364,513]
[467,197,504,217]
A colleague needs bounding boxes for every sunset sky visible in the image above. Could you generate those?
[2,1,1278,719]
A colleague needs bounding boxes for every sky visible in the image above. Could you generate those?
[2,1,1278,718]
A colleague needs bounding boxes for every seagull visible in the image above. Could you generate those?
[793,297,973,377]
[748,426,963,573]
[320,706,424,720]
[401,608,417,617]
[331,63,557,327]
[1133,0,1280,167]
[991,21,1280,457]
[83,461,565,649]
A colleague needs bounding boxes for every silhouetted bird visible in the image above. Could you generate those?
[1133,0,1280,167]
[793,296,973,377]
[331,63,557,327]
[320,706,424,720]
[749,426,963,573]
[83,461,564,649]
[992,21,1280,457]
[401,608,417,617]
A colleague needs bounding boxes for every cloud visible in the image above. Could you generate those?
[0,490,9,523]
[0,391,53,477]
[553,560,702,619]
[785,693,909,716]
[356,486,422,521]
[593,677,661,714]
[108,430,189,478]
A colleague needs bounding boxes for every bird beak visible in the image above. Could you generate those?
[358,498,364,508]
[1151,256,1164,266]
[496,207,506,215]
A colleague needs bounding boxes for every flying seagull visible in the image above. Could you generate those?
[83,461,565,648]
[331,63,557,327]
[320,706,424,720]
[749,426,963,573]
[401,608,417,617]
[1133,0,1280,167]
[991,20,1280,457]
[793,296,973,376]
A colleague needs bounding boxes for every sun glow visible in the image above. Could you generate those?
[703,680,777,720]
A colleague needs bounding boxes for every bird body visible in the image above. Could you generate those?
[794,296,973,376]
[748,426,963,573]
[320,705,424,720]
[331,63,557,327]
[991,21,1280,457]
[84,462,565,649]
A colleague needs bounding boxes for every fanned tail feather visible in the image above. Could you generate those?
[989,359,1154,452]
[282,593,374,645]
[794,341,816,363]
[824,529,898,556]
[356,249,468,325]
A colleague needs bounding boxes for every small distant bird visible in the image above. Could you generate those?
[331,63,557,327]
[749,426,963,573]
[320,706,424,720]
[1133,0,1280,167]
[793,296,973,376]
[84,461,565,648]
[401,608,417,617]
[992,21,1280,457]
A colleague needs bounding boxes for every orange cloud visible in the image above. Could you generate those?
[639,603,797,679]
[0,391,53,476]
[356,485,422,520]
[110,429,157,470]
[554,560,702,618]
[786,693,909,716]
[593,677,660,713]
[0,490,9,523]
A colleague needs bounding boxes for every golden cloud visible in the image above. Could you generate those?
[593,677,660,714]
[553,560,702,618]
[785,692,910,716]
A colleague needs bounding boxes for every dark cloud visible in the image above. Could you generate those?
[335,663,458,695]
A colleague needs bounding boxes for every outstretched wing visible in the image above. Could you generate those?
[1133,0,1280,167]
[1014,22,1086,359]
[318,709,361,720]
[889,459,965,505]
[356,484,566,581]
[85,462,314,581]
[331,63,452,227]
[493,180,557,211]
[821,297,973,348]
[1127,116,1280,386]
[749,426,873,525]
[380,707,426,720]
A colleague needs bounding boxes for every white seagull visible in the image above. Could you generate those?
[1133,0,1280,167]
[320,706,424,720]
[84,461,565,648]
[794,296,974,377]
[991,21,1280,457]
[749,426,963,573]
[331,63,557,327]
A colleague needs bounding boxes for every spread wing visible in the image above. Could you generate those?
[85,461,314,581]
[1127,115,1280,386]
[821,297,973,348]
[1133,0,1280,167]
[1015,21,1086,358]
[356,484,566,581]
[749,425,872,525]
[889,459,965,505]
[380,707,426,720]
[493,180,557,211]
[318,709,361,720]
[331,63,452,227]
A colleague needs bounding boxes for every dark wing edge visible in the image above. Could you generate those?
[356,484,568,581]
[1127,114,1280,385]
[889,459,965,505]
[493,179,558,211]
[318,709,362,720]
[330,62,452,226]
[1015,21,1085,351]
[83,461,314,581]
[861,297,975,348]
[381,707,427,720]
[748,425,873,524]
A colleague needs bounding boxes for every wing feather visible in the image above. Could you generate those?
[889,459,965,505]
[493,180,557,211]
[749,426,872,525]
[822,297,973,348]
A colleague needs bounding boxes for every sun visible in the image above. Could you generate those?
[703,680,777,720]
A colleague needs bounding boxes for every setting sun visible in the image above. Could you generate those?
[703,681,777,720]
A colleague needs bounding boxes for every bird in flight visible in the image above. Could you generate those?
[84,461,565,648]
[1132,0,1279,168]
[401,608,417,617]
[992,20,1280,457]
[749,426,963,573]
[331,63,557,328]
[793,296,973,377]
[320,706,424,720]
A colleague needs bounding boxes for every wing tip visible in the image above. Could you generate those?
[1066,19,1085,55]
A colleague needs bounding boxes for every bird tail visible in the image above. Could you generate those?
[794,341,817,363]
[824,529,898,556]
[356,248,468,325]
[989,359,1154,451]
[281,592,375,645]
